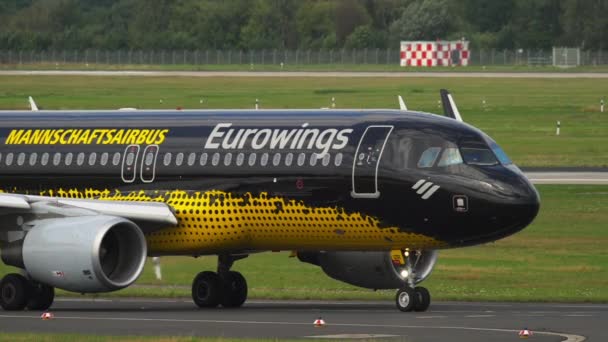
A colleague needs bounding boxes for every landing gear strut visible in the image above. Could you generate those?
[0,273,55,311]
[191,254,248,308]
[395,250,431,312]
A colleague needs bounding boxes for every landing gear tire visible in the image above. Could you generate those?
[27,283,55,311]
[192,271,221,308]
[221,271,247,308]
[0,273,30,311]
[395,287,416,312]
[413,287,431,312]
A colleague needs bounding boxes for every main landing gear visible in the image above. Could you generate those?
[191,254,248,308]
[0,273,55,311]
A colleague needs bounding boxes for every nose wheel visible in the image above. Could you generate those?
[395,286,431,312]
[191,254,248,309]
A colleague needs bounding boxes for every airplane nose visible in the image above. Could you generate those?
[517,177,540,228]
[496,171,540,236]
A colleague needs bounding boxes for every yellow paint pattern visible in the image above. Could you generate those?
[35,188,448,254]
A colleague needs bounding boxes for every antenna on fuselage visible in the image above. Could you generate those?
[439,89,463,122]
[398,95,407,111]
[28,96,39,111]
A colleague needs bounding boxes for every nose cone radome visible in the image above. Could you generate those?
[516,175,540,229]
[493,170,540,240]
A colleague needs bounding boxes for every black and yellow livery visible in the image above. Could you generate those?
[0,97,539,312]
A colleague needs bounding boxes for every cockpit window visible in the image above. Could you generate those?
[437,148,463,167]
[417,147,441,168]
[461,148,498,166]
[490,142,512,165]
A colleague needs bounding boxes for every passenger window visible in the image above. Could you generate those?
[5,153,13,166]
[100,152,109,166]
[65,153,73,165]
[334,153,343,166]
[437,148,463,167]
[212,153,220,166]
[175,153,184,166]
[321,153,330,166]
[248,153,256,166]
[236,153,244,166]
[76,152,85,166]
[297,153,306,166]
[163,153,172,166]
[112,152,121,166]
[285,153,293,166]
[125,152,135,166]
[461,148,498,166]
[17,153,25,166]
[224,153,232,166]
[0,153,2,163]
[89,152,97,166]
[417,147,441,168]
[187,153,196,166]
[260,153,269,166]
[41,153,49,166]
[53,153,61,166]
[144,152,154,166]
[200,153,208,166]
[272,153,281,166]
[29,153,38,166]
[309,154,318,166]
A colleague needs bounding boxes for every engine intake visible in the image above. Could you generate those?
[2,215,146,293]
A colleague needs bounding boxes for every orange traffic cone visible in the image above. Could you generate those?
[313,317,326,327]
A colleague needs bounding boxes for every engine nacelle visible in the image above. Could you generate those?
[2,215,147,293]
[298,250,438,289]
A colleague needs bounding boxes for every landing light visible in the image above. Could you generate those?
[400,270,409,278]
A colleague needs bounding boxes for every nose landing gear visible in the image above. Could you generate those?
[394,250,431,312]
[191,254,248,309]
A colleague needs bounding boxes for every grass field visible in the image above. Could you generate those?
[2,62,608,73]
[0,75,607,167]
[1,185,607,302]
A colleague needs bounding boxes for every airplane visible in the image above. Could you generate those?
[0,90,539,312]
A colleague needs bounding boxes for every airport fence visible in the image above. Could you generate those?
[0,49,607,67]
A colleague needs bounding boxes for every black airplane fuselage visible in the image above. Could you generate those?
[0,109,540,255]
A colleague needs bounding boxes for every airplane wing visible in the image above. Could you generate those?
[439,89,463,122]
[0,193,177,240]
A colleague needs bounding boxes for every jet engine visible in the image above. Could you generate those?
[298,250,438,289]
[1,215,147,293]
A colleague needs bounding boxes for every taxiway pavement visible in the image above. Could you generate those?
[0,298,602,341]
[525,171,608,185]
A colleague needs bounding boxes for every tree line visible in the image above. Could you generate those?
[0,0,606,51]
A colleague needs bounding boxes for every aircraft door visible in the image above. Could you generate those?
[351,125,393,198]
[140,145,159,183]
[121,145,140,183]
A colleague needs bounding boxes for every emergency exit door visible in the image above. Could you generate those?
[351,125,393,198]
